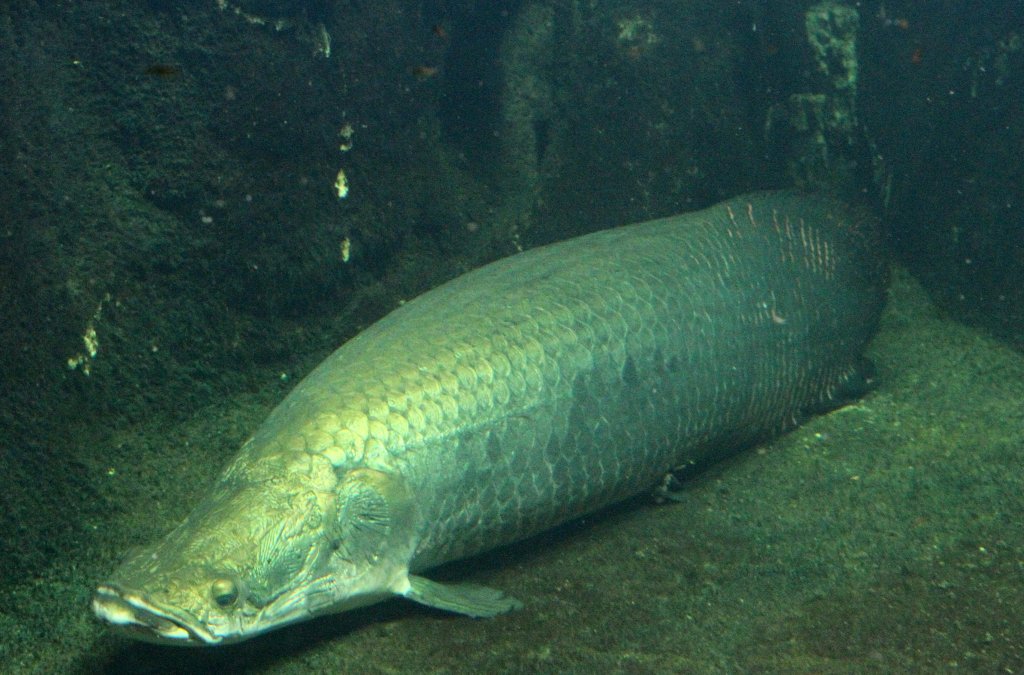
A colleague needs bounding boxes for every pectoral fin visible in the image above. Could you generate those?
[404,574,523,617]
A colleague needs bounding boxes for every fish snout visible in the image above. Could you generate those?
[92,584,214,645]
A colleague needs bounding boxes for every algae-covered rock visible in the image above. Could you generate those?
[766,1,867,194]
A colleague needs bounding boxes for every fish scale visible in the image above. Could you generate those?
[93,190,886,645]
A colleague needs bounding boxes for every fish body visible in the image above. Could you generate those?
[93,191,886,645]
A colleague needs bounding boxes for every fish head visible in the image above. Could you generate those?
[93,453,418,646]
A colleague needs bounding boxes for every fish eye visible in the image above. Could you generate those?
[211,578,239,607]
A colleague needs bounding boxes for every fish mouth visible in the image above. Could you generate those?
[92,584,219,646]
